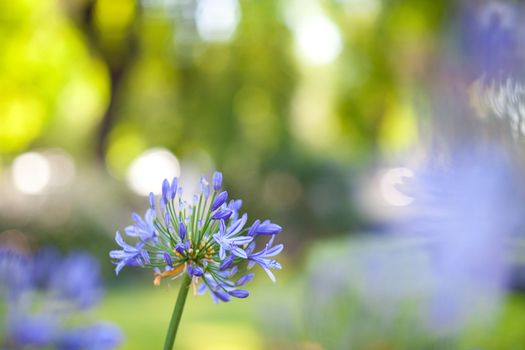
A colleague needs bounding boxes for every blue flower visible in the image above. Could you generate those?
[213,216,253,259]
[110,171,284,303]
[109,231,149,274]
[246,235,283,282]
[124,209,156,241]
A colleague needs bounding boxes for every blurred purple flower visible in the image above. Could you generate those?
[32,246,61,289]
[397,148,525,334]
[0,247,122,349]
[7,313,59,347]
[301,146,525,349]
[461,1,521,80]
[0,248,32,299]
[57,323,123,350]
[49,252,103,309]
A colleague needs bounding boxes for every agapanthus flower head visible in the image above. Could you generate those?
[110,171,283,303]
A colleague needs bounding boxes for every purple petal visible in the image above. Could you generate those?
[163,253,173,267]
[162,179,170,203]
[263,266,277,282]
[200,176,210,198]
[164,211,171,228]
[211,191,228,211]
[256,221,282,235]
[230,246,248,259]
[148,192,155,209]
[228,265,238,277]
[124,226,137,237]
[248,220,260,236]
[265,244,284,257]
[212,209,233,221]
[190,265,204,277]
[246,241,256,254]
[229,289,249,298]
[170,177,178,199]
[213,171,223,191]
[219,246,226,260]
[197,282,207,295]
[175,242,185,254]
[226,214,247,237]
[220,254,235,270]
[236,273,254,286]
[114,260,126,275]
[131,213,143,226]
[213,289,231,302]
[179,222,186,241]
[231,236,253,245]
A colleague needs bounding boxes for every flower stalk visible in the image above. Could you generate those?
[163,273,191,350]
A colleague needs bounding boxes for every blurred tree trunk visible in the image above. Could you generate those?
[63,0,139,163]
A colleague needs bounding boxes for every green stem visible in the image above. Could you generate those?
[163,273,192,350]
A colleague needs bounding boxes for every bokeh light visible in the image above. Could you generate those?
[294,15,342,65]
[195,0,240,42]
[126,148,180,196]
[380,167,414,207]
[12,152,51,195]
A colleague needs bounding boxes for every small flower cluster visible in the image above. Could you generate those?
[110,171,283,303]
[0,246,122,350]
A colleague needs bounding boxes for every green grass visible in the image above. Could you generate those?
[97,274,301,350]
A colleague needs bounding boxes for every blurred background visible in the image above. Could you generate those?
[3,0,525,349]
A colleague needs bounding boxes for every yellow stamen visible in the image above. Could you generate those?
[153,263,186,286]
[154,275,161,286]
